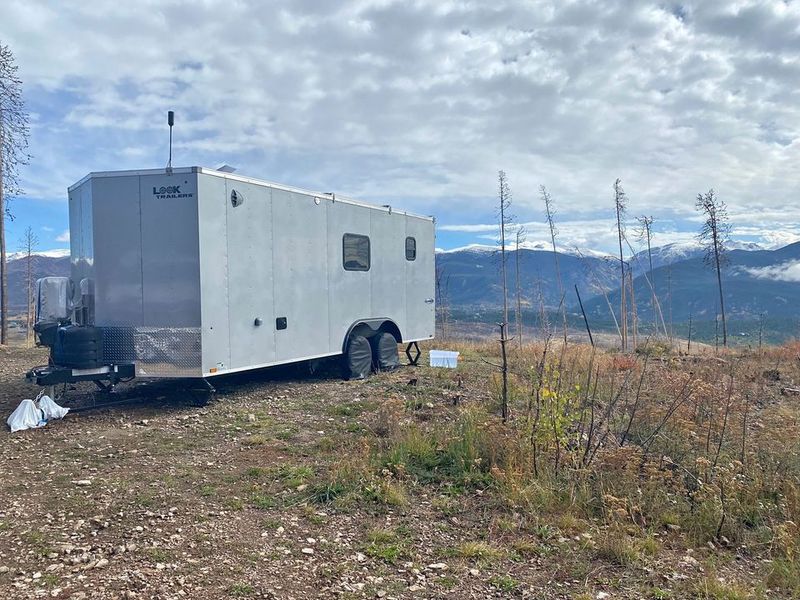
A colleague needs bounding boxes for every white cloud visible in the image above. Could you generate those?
[40,225,53,232]
[2,0,799,244]
[744,260,800,282]
[55,229,69,242]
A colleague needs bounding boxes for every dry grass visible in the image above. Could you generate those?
[325,337,800,596]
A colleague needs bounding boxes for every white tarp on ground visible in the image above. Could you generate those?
[7,395,70,433]
[7,399,45,433]
[39,395,69,420]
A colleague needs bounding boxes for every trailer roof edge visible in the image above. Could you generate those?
[67,167,434,222]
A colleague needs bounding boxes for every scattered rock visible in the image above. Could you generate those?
[72,480,92,487]
[301,547,314,555]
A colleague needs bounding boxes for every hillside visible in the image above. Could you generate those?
[6,254,70,312]
[435,246,616,309]
[584,241,800,323]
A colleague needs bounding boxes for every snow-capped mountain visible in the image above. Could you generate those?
[630,240,763,273]
[436,241,614,258]
[7,248,70,261]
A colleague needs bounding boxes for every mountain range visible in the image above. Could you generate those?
[435,240,800,327]
[5,241,799,332]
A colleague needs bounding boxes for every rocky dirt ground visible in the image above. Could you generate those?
[0,343,789,599]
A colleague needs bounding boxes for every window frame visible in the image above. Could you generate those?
[342,233,371,272]
[405,236,417,261]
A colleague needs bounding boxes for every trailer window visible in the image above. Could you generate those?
[343,234,370,271]
[405,237,416,261]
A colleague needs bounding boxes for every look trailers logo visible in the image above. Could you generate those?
[153,185,194,199]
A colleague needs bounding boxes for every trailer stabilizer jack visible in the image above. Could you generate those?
[405,342,421,366]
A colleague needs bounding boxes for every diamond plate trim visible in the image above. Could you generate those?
[102,326,201,377]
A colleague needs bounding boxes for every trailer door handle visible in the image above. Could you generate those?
[425,298,434,304]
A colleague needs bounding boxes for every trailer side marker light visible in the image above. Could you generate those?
[209,367,218,373]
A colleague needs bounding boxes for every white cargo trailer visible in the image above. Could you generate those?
[28,167,435,390]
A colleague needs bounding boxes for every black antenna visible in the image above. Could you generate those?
[167,110,175,173]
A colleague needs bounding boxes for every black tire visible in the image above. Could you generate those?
[372,331,400,371]
[344,334,373,380]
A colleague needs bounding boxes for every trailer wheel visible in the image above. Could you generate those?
[344,334,373,380]
[372,331,400,371]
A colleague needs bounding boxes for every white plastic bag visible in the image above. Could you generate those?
[38,395,69,420]
[7,399,45,433]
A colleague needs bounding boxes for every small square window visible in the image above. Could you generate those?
[343,233,370,271]
[405,237,416,261]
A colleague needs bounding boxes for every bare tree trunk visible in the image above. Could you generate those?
[629,270,638,351]
[499,322,509,422]
[542,186,567,343]
[20,226,37,347]
[645,221,656,335]
[687,311,693,354]
[715,250,727,347]
[26,240,31,345]
[668,263,674,346]
[515,230,523,350]
[614,179,627,351]
[697,190,729,347]
[497,171,512,421]
[0,114,6,346]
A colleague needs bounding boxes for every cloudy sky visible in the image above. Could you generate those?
[2,0,800,254]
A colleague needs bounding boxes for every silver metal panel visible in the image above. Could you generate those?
[327,200,372,348]
[69,167,197,192]
[90,176,143,325]
[68,182,94,295]
[271,189,329,361]
[196,167,432,220]
[224,178,276,369]
[138,174,201,327]
[404,216,436,341]
[196,173,231,373]
[369,210,406,337]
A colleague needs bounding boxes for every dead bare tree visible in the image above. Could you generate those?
[541,185,568,343]
[497,170,513,422]
[18,226,37,346]
[636,216,658,336]
[514,227,525,350]
[0,42,31,345]
[696,189,731,347]
[628,269,638,349]
[614,179,628,351]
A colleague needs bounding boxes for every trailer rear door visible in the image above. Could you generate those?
[404,217,435,341]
